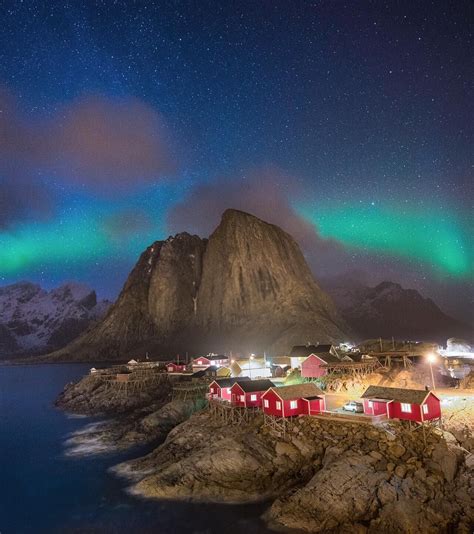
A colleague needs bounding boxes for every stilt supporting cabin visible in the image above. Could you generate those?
[320,359,382,377]
[208,399,258,425]
[262,412,289,437]
[102,369,169,395]
[171,383,209,402]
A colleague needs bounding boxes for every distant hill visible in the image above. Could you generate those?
[47,209,350,361]
[325,279,471,343]
[0,282,111,359]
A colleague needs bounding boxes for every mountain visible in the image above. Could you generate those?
[0,282,111,359]
[325,279,470,342]
[47,209,350,361]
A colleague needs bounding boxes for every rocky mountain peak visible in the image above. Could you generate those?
[47,209,350,361]
[326,278,470,342]
[0,281,110,358]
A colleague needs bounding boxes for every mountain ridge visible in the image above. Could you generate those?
[46,209,350,361]
[0,281,111,358]
[326,278,471,342]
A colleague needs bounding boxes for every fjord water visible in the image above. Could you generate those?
[0,364,271,533]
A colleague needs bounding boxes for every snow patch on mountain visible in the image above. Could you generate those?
[0,281,111,357]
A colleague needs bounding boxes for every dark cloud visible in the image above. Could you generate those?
[0,89,54,228]
[0,88,175,216]
[102,210,152,241]
[167,166,349,277]
[45,96,175,189]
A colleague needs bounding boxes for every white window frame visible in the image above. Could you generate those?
[198,360,203,365]
[368,401,373,409]
[226,388,231,394]
[422,404,429,414]
[290,400,298,409]
[240,395,245,402]
[263,399,269,408]
[250,394,257,401]
[401,403,412,413]
[276,401,282,410]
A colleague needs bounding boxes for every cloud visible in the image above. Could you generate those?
[0,88,175,213]
[167,166,348,276]
[0,89,54,228]
[45,96,175,189]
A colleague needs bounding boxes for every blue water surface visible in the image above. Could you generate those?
[0,364,272,533]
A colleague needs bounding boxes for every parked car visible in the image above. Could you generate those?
[342,400,363,413]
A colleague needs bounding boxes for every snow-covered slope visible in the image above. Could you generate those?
[0,282,111,358]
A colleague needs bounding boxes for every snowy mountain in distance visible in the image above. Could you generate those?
[0,281,111,358]
[324,278,471,343]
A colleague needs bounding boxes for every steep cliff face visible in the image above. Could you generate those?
[48,210,349,361]
[50,233,206,360]
[194,209,347,352]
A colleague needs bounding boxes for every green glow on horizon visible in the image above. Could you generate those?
[298,203,472,278]
[0,217,109,274]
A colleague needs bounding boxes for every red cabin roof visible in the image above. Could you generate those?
[361,385,439,405]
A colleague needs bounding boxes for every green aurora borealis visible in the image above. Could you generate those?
[299,203,472,278]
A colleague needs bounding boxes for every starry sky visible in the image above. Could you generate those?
[0,1,472,321]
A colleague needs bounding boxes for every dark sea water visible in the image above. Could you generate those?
[0,364,272,534]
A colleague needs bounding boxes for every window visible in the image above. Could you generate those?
[290,400,298,409]
[198,360,203,365]
[226,388,231,394]
[423,404,429,414]
[240,395,245,402]
[368,401,373,409]
[401,403,412,413]
[250,394,257,401]
[263,399,269,408]
[276,401,282,410]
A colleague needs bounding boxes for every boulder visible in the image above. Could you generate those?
[369,498,449,533]
[267,452,388,532]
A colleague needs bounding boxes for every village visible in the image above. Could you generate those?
[86,339,474,439]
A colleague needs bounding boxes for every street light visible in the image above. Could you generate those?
[249,354,255,379]
[427,353,437,390]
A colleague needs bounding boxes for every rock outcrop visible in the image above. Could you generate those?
[113,411,473,532]
[55,372,172,415]
[48,209,349,360]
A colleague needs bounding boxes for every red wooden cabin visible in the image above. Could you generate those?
[192,354,229,370]
[361,385,441,423]
[300,353,341,378]
[166,361,188,373]
[230,379,275,408]
[208,377,250,401]
[261,383,326,417]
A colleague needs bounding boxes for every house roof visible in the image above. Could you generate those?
[313,344,334,353]
[167,361,186,366]
[289,345,320,358]
[211,377,250,388]
[267,383,325,400]
[194,354,228,362]
[304,352,340,364]
[233,379,275,392]
[361,385,437,405]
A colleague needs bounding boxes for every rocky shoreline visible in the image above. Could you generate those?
[113,411,473,533]
[56,374,474,532]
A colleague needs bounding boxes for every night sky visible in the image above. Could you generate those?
[0,1,472,321]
